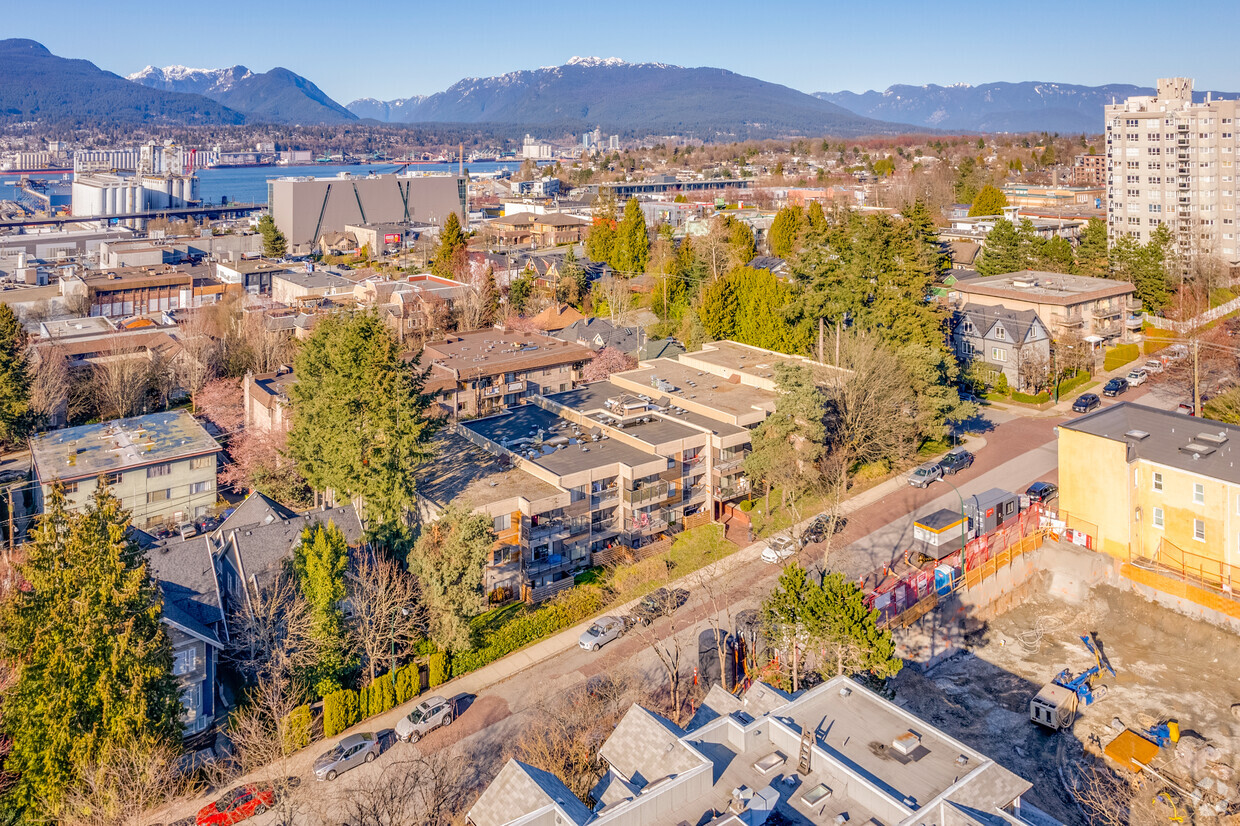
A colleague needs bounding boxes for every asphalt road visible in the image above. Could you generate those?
[161,399,1124,825]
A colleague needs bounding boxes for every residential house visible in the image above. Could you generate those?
[215,258,294,295]
[145,492,364,741]
[270,270,355,307]
[948,240,981,270]
[467,676,1054,826]
[29,410,221,530]
[422,328,594,418]
[950,304,1051,390]
[244,367,295,434]
[483,212,588,248]
[527,303,585,334]
[953,270,1141,351]
[1059,403,1240,571]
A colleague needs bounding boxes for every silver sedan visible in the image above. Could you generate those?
[313,732,378,781]
[578,616,626,651]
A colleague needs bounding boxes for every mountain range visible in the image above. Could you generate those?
[342,56,902,138]
[815,81,1239,133]
[0,39,243,126]
[128,64,357,124]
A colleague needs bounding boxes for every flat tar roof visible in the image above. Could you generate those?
[614,360,776,423]
[955,270,1135,305]
[424,328,593,381]
[31,410,220,484]
[1061,401,1240,485]
[417,430,560,510]
[461,405,658,478]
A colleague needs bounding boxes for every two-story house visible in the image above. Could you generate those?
[30,410,222,530]
[950,304,1051,390]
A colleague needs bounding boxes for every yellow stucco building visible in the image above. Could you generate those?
[1058,402,1240,581]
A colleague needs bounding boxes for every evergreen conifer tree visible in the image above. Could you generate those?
[0,484,181,815]
[0,303,31,447]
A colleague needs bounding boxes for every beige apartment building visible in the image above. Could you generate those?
[1105,78,1240,265]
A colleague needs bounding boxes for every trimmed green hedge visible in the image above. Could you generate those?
[1057,370,1090,396]
[1010,390,1051,404]
[360,677,397,720]
[394,663,421,705]
[284,704,312,752]
[323,689,360,738]
[1103,343,1139,371]
[428,652,449,688]
[450,585,607,677]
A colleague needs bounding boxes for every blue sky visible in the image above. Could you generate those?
[15,0,1240,103]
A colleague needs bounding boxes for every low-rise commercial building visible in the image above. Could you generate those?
[468,676,1052,826]
[1059,403,1240,573]
[30,410,221,529]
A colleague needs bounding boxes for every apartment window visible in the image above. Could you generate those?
[172,647,197,676]
[1127,161,1140,169]
[1194,519,1206,542]
[190,481,212,495]
[63,481,79,494]
[147,489,170,504]
[1152,507,1164,528]
[190,456,214,471]
[147,463,171,478]
[991,348,1006,362]
[1149,204,1162,213]
[493,513,511,532]
[1126,119,1139,127]
[104,471,122,485]
[1153,472,1163,491]
[1194,483,1205,504]
[1127,175,1139,183]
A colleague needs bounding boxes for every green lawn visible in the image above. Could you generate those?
[1103,343,1140,372]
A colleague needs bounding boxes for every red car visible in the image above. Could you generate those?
[195,784,276,826]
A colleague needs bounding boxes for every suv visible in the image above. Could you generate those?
[761,535,800,564]
[629,587,689,625]
[1143,359,1165,374]
[396,696,456,743]
[937,449,974,475]
[908,461,943,488]
[1072,393,1101,413]
[1126,368,1149,386]
[1103,377,1129,397]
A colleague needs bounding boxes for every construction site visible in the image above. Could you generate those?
[888,538,1240,825]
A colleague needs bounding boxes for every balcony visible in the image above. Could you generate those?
[1178,122,1189,131]
[1126,315,1145,329]
[482,386,501,397]
[506,381,525,393]
[1093,305,1122,320]
[713,451,749,474]
[623,480,669,507]
[529,520,571,542]
[1051,313,1084,328]
[626,512,669,534]
[1094,323,1121,338]
[590,488,619,509]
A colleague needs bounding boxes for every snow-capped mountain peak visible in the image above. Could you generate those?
[127,65,253,95]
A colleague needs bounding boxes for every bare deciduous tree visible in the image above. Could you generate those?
[92,335,154,419]
[596,276,634,327]
[224,568,317,686]
[339,743,477,826]
[59,733,191,826]
[629,589,693,725]
[30,343,71,426]
[175,309,221,410]
[347,551,425,682]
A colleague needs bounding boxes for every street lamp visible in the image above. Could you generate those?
[391,606,411,686]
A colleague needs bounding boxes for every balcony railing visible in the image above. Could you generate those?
[623,480,669,507]
[626,513,669,534]
[483,386,501,397]
[1093,306,1122,319]
[1125,315,1145,329]
[1051,314,1084,328]
[590,489,619,508]
[506,381,525,393]
[713,452,749,474]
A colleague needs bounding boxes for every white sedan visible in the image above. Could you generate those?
[761,535,800,564]
[578,616,626,651]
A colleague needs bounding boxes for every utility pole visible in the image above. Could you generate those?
[835,318,842,366]
[1193,338,1201,415]
[817,317,824,363]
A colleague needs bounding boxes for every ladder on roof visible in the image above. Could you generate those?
[798,727,813,775]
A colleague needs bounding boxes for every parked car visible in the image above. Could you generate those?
[1143,359,1165,374]
[178,521,197,539]
[196,515,220,533]
[195,784,277,826]
[579,616,627,651]
[396,696,456,743]
[937,449,975,475]
[1126,368,1149,386]
[908,461,943,488]
[803,514,838,543]
[1103,378,1130,397]
[761,534,800,564]
[1072,393,1101,413]
[1178,402,1196,416]
[629,587,689,625]
[313,732,378,781]
[1025,481,1059,504]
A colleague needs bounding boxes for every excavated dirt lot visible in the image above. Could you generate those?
[891,574,1240,825]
